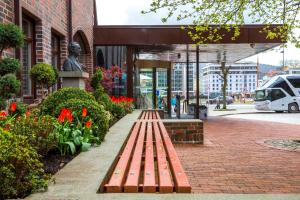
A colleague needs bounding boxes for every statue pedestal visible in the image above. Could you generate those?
[59,71,89,89]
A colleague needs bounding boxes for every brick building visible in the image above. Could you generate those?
[0,0,95,102]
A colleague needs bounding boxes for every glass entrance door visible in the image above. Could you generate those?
[138,68,153,109]
[135,67,169,110]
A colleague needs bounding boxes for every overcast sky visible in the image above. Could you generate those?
[96,0,300,66]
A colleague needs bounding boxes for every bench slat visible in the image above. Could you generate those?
[106,121,141,192]
[124,121,146,192]
[143,122,156,193]
[153,121,173,193]
[140,111,146,119]
[158,121,191,193]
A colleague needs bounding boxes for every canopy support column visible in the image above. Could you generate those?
[186,44,189,105]
[195,45,200,119]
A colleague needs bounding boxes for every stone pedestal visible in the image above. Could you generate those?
[59,71,89,89]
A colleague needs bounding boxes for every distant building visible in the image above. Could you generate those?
[202,63,258,96]
[171,62,196,96]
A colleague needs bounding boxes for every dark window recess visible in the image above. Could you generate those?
[270,89,286,101]
[269,77,295,96]
[287,77,300,88]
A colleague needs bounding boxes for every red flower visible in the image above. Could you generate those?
[58,108,73,123]
[10,102,17,112]
[82,108,87,118]
[85,120,92,129]
[0,111,7,117]
[25,111,31,118]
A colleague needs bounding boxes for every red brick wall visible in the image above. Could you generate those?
[0,0,14,24]
[163,119,204,144]
[72,0,94,75]
[0,0,95,97]
[21,0,69,65]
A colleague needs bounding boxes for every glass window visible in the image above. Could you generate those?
[51,33,60,91]
[269,77,295,96]
[270,89,286,101]
[22,18,34,96]
[287,77,300,88]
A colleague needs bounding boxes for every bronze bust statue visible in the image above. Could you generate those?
[63,42,85,71]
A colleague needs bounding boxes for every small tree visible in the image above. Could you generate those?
[0,24,24,60]
[143,0,299,47]
[216,62,231,109]
[30,63,57,99]
[0,24,23,110]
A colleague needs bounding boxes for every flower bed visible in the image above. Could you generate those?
[0,66,134,199]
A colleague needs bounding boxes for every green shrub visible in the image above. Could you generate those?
[54,99,111,142]
[93,88,112,108]
[0,97,6,110]
[0,128,49,199]
[9,115,58,156]
[110,102,126,120]
[93,88,126,122]
[0,73,20,98]
[0,57,20,76]
[91,69,102,90]
[30,63,57,89]
[0,24,24,56]
[41,88,96,115]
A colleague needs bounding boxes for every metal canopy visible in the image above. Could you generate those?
[137,43,280,64]
[94,25,283,63]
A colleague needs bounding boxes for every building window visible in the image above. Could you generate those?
[51,32,61,91]
[22,17,35,96]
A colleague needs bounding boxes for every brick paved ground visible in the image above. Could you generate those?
[175,117,300,193]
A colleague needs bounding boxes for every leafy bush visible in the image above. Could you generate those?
[0,97,6,110]
[0,128,49,199]
[110,102,126,120]
[93,88,112,108]
[41,88,96,115]
[54,99,111,142]
[0,57,20,76]
[0,73,20,98]
[90,69,102,90]
[8,115,58,156]
[0,23,24,56]
[30,63,57,87]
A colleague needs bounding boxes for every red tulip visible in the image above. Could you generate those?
[58,108,73,123]
[82,108,87,118]
[10,102,17,112]
[85,120,92,129]
[0,111,7,117]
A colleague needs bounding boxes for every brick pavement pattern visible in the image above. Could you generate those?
[175,117,300,193]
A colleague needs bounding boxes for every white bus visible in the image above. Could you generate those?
[254,75,300,113]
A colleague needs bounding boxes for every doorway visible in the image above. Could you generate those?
[134,60,171,116]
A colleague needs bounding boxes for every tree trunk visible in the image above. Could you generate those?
[222,78,227,109]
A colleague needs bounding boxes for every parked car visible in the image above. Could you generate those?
[209,96,234,104]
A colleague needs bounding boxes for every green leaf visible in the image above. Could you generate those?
[64,142,76,155]
[81,142,91,152]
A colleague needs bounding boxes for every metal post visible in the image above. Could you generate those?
[196,45,200,119]
[167,63,172,117]
[186,44,189,105]
[153,67,157,109]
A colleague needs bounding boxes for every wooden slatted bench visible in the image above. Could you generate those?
[103,110,191,193]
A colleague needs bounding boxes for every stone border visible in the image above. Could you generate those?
[257,138,300,152]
